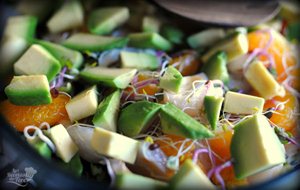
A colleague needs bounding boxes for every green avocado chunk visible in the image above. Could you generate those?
[5,75,52,105]
[160,103,214,139]
[46,0,84,33]
[88,7,129,35]
[118,101,162,137]
[202,51,229,84]
[120,51,159,70]
[13,44,61,81]
[62,33,128,52]
[58,154,83,177]
[204,96,224,130]
[128,32,172,51]
[159,66,183,93]
[161,25,184,45]
[230,114,286,179]
[93,90,121,132]
[32,141,52,159]
[142,16,161,33]
[80,67,137,89]
[36,40,83,69]
[169,159,215,189]
[115,172,167,189]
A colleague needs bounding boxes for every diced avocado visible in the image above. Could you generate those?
[0,15,38,74]
[159,66,183,93]
[88,7,129,35]
[62,33,128,52]
[204,96,224,130]
[91,128,140,164]
[230,114,286,179]
[245,60,285,100]
[120,51,159,70]
[187,28,225,49]
[115,172,167,189]
[5,75,52,106]
[224,91,265,115]
[31,141,52,159]
[118,101,162,137]
[14,44,61,81]
[169,159,215,189]
[47,0,84,33]
[58,154,83,177]
[65,86,98,122]
[142,16,161,33]
[201,51,229,84]
[0,37,29,75]
[48,124,79,163]
[37,40,83,69]
[202,32,248,63]
[161,25,184,45]
[80,67,137,89]
[128,32,172,51]
[160,103,214,139]
[2,15,38,41]
[92,90,121,132]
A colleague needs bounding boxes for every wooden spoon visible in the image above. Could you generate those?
[152,0,280,27]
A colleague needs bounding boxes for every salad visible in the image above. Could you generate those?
[0,0,299,189]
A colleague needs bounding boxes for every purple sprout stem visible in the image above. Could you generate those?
[286,136,300,148]
[208,160,232,190]
[56,66,68,88]
[192,148,209,163]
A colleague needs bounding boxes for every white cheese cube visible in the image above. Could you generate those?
[224,91,265,114]
[48,124,78,163]
[65,86,98,122]
[91,128,140,164]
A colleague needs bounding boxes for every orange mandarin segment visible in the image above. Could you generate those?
[0,93,71,131]
[264,90,298,132]
[169,50,200,76]
[247,30,297,83]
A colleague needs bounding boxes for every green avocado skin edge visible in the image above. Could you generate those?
[160,103,214,140]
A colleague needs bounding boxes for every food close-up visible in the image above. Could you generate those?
[0,0,299,189]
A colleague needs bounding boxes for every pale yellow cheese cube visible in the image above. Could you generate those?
[245,60,285,100]
[91,128,140,164]
[66,86,98,122]
[224,91,265,114]
[48,124,78,163]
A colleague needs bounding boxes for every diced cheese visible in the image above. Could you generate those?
[224,91,265,114]
[65,86,98,122]
[48,124,78,163]
[91,128,140,164]
[245,60,285,99]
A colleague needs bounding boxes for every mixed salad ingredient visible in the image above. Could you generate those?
[0,0,299,189]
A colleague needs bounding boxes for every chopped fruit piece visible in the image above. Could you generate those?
[0,93,70,131]
[169,50,200,76]
[91,127,140,164]
[224,91,265,114]
[264,90,298,132]
[13,44,61,81]
[47,0,84,33]
[231,114,286,179]
[88,7,129,35]
[245,60,285,99]
[48,124,79,163]
[5,75,52,106]
[159,66,183,93]
[169,159,216,189]
[65,86,98,122]
[120,51,159,70]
